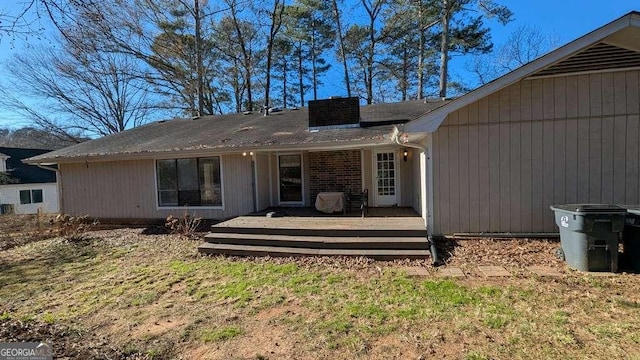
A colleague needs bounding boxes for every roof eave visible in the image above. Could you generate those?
[405,11,640,133]
[24,138,395,164]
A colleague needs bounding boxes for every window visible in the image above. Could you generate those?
[19,189,43,204]
[156,157,222,207]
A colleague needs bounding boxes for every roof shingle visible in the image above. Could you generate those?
[28,99,446,163]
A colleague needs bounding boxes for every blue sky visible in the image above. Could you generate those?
[0,0,638,129]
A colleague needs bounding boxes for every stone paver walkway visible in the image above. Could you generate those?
[478,265,512,277]
[437,267,466,278]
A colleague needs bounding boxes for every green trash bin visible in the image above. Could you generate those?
[621,206,640,273]
[550,204,626,272]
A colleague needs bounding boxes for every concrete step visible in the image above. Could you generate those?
[198,242,431,260]
[204,232,429,250]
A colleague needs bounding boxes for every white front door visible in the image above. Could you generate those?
[374,150,397,206]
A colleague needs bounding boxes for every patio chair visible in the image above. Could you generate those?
[360,188,369,218]
[346,188,369,218]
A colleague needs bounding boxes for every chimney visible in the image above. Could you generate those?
[308,97,360,129]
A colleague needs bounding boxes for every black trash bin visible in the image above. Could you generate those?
[621,206,640,273]
[550,204,626,272]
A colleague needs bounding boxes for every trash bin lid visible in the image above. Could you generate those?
[550,204,626,214]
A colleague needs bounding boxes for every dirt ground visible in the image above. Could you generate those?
[1,216,639,359]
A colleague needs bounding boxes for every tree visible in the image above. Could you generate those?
[213,15,260,113]
[344,0,388,104]
[148,3,230,116]
[258,0,286,115]
[432,0,512,97]
[0,0,42,39]
[282,0,336,106]
[271,37,299,108]
[0,40,155,139]
[39,0,234,115]
[0,126,83,149]
[468,25,559,85]
[382,0,438,100]
[0,172,17,185]
[331,0,351,97]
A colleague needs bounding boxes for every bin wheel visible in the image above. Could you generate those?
[555,247,565,261]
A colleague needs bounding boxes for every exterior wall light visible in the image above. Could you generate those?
[403,149,408,162]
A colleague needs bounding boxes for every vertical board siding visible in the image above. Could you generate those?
[401,149,414,207]
[255,153,271,211]
[432,70,640,234]
[60,155,254,220]
[626,115,640,204]
[411,148,422,212]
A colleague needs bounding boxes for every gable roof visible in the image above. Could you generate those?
[406,11,640,133]
[27,99,447,164]
[0,147,56,184]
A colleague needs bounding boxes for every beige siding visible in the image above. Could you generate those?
[255,153,271,211]
[411,148,422,212]
[433,70,640,234]
[363,149,373,194]
[60,154,254,220]
[303,152,311,206]
[270,154,278,206]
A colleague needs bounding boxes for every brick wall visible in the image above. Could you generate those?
[308,150,362,204]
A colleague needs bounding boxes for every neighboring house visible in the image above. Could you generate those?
[0,147,59,214]
[26,11,640,236]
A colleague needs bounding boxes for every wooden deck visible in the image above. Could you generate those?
[198,207,432,260]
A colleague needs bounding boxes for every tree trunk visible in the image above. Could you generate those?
[331,0,351,97]
[298,48,304,107]
[263,0,284,117]
[282,59,288,107]
[417,0,425,100]
[194,0,204,116]
[311,23,318,100]
[439,0,450,99]
[402,45,408,101]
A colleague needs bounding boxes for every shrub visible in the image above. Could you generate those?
[165,212,202,238]
[50,214,98,241]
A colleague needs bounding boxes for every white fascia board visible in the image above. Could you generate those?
[24,139,394,165]
[405,12,638,134]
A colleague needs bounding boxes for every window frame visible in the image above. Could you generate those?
[154,156,224,210]
[19,189,44,205]
[277,152,305,206]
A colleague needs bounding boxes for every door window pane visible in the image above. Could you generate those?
[279,154,302,202]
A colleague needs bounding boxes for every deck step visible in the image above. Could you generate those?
[204,233,429,250]
[198,242,431,260]
[210,226,426,238]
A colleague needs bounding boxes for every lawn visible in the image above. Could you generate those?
[0,225,639,359]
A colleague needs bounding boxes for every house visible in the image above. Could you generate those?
[24,98,445,224]
[0,147,59,214]
[25,11,640,236]
[406,11,640,235]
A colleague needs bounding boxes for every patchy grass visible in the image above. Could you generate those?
[201,326,243,342]
[0,228,639,359]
